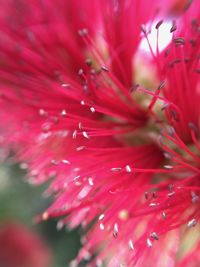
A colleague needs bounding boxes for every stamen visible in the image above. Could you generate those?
[146,238,152,247]
[113,223,119,238]
[150,232,159,240]
[100,223,105,231]
[187,218,197,228]
[155,20,163,29]
[78,28,88,36]
[128,240,134,250]
[174,37,185,46]
[60,109,67,116]
[98,214,105,221]
[83,131,90,139]
[125,165,132,173]
[111,167,122,172]
[90,107,95,113]
[101,66,109,72]
[170,20,177,33]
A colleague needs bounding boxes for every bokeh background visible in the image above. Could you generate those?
[0,160,81,267]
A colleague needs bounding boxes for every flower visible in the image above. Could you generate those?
[0,223,51,267]
[0,0,200,266]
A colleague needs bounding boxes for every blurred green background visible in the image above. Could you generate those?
[0,161,82,267]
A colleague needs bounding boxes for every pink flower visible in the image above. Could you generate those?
[0,223,51,267]
[0,0,200,266]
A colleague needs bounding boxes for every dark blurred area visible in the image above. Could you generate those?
[0,161,81,267]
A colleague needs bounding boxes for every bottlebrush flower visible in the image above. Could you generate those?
[0,0,200,266]
[0,223,51,267]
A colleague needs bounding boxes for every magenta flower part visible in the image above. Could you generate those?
[0,0,200,266]
[0,223,51,267]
